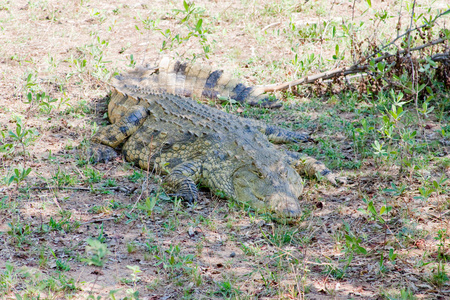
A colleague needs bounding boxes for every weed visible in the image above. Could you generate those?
[383,288,416,300]
[83,166,102,183]
[121,265,142,299]
[434,229,449,260]
[26,91,59,114]
[240,242,260,256]
[6,116,39,156]
[154,244,194,276]
[128,170,144,182]
[138,0,213,60]
[50,249,71,272]
[262,225,300,247]
[137,194,159,216]
[81,238,108,267]
[4,164,31,190]
[343,222,367,256]
[215,279,240,298]
[6,218,32,246]
[52,167,78,187]
[127,241,138,254]
[358,197,392,224]
[429,263,449,288]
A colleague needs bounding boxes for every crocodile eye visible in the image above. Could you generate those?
[254,171,264,179]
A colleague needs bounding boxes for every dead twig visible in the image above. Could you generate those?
[80,217,116,225]
[30,186,133,193]
[261,22,281,32]
[259,37,449,92]
[366,8,450,63]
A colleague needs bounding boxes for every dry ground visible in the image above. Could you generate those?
[1,0,450,299]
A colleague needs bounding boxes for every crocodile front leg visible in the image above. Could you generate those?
[285,151,337,186]
[88,105,149,162]
[246,119,312,143]
[163,160,203,203]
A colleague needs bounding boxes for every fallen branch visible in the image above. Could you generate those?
[259,37,449,92]
[80,217,116,225]
[31,185,133,193]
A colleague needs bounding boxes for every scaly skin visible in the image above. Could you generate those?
[90,75,337,218]
[111,57,281,108]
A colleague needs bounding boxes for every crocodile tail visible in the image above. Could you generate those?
[111,57,281,108]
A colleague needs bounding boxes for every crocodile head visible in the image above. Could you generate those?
[232,160,304,218]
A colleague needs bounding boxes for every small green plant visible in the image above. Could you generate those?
[50,249,71,271]
[4,165,31,189]
[137,195,159,216]
[414,185,434,201]
[52,167,78,187]
[127,241,138,254]
[435,229,449,260]
[128,170,144,182]
[89,204,112,214]
[324,257,351,280]
[0,262,21,295]
[138,0,212,60]
[261,225,299,247]
[215,280,240,298]
[24,71,40,92]
[95,223,107,243]
[379,253,387,274]
[82,35,114,81]
[26,91,58,114]
[49,217,66,232]
[154,244,194,275]
[429,263,449,288]
[0,130,14,156]
[103,178,117,187]
[127,265,141,283]
[83,166,102,183]
[383,183,407,197]
[81,238,108,267]
[127,54,136,68]
[239,242,260,256]
[120,265,142,299]
[358,197,392,224]
[6,218,32,246]
[342,222,367,257]
[384,288,416,300]
[7,116,39,156]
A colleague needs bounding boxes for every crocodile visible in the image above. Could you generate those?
[116,57,281,108]
[89,67,337,218]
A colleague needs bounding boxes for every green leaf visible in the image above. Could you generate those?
[357,246,367,255]
[366,0,372,7]
[367,201,377,215]
[196,19,203,32]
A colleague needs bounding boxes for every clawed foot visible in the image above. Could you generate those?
[317,171,347,187]
[81,143,119,163]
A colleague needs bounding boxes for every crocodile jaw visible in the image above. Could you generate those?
[232,164,304,218]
